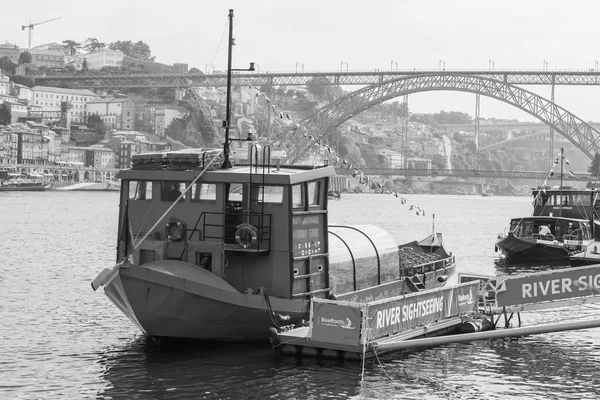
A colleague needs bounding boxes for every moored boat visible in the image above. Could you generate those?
[496,148,600,263]
[91,150,456,341]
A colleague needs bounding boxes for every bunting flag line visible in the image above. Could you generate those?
[233,78,429,217]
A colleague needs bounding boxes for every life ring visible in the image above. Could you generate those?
[165,218,186,242]
[235,223,258,249]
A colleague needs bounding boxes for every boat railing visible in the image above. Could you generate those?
[400,253,455,276]
[194,211,272,252]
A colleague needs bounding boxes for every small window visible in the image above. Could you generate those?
[258,186,283,204]
[292,184,304,209]
[307,181,321,206]
[140,249,156,265]
[228,183,244,202]
[128,181,139,199]
[161,181,186,202]
[192,183,217,202]
[133,181,153,200]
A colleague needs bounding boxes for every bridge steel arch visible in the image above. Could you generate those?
[283,74,600,163]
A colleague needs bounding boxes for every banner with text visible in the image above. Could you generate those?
[496,264,600,307]
[366,281,479,339]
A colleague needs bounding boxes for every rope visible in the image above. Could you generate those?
[263,291,283,329]
[209,18,229,70]
[129,149,223,255]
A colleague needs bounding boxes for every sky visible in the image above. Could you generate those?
[3,0,600,123]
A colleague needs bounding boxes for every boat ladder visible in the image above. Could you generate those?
[406,275,426,292]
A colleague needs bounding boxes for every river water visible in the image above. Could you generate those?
[2,191,600,399]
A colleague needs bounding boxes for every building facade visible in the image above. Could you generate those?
[26,48,66,69]
[81,49,124,70]
[86,96,135,130]
[0,42,20,64]
[31,86,99,125]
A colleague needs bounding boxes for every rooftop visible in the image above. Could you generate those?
[31,86,99,96]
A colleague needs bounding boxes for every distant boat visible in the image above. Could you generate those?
[327,190,341,200]
[57,182,120,191]
[0,176,50,192]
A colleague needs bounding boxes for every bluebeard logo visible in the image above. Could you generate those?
[320,316,356,330]
[458,290,474,306]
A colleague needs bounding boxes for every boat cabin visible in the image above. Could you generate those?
[508,216,592,248]
[116,149,335,301]
[532,186,600,220]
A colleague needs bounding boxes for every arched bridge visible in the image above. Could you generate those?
[32,70,600,89]
[282,74,600,163]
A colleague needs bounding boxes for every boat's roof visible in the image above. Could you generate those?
[118,164,336,185]
[510,216,590,223]
[532,187,597,194]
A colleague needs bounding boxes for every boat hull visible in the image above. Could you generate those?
[103,259,455,342]
[496,233,570,262]
[0,185,49,191]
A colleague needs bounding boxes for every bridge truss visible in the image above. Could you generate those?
[280,74,600,163]
[345,168,592,181]
[32,70,600,90]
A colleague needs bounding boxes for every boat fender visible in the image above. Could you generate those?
[437,274,447,283]
[461,319,483,333]
[268,327,280,348]
[235,223,258,249]
[165,218,186,242]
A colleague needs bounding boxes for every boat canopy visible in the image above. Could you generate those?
[328,224,400,295]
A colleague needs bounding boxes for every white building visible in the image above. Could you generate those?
[31,86,99,124]
[0,74,9,95]
[80,49,124,70]
[26,48,66,69]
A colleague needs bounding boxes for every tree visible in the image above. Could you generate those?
[188,67,202,74]
[0,56,16,74]
[86,114,104,132]
[306,76,335,101]
[0,104,11,125]
[109,40,155,61]
[81,59,89,73]
[62,40,81,56]
[18,51,31,65]
[588,153,600,178]
[83,38,107,52]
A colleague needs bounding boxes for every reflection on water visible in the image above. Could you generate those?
[97,337,362,399]
[494,258,572,275]
[3,192,600,399]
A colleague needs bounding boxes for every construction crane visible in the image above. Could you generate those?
[21,17,62,49]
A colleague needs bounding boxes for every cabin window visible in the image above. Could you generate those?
[292,184,304,209]
[161,181,186,202]
[307,181,321,206]
[258,186,283,204]
[139,249,156,264]
[133,181,153,200]
[227,183,244,202]
[192,183,217,202]
[572,194,592,206]
[195,252,212,271]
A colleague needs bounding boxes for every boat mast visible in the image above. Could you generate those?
[559,147,564,217]
[222,9,235,169]
[221,9,254,169]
